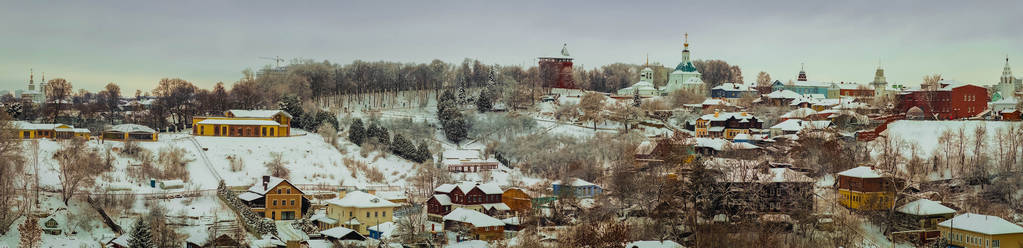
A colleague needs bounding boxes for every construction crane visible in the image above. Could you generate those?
[258,56,285,68]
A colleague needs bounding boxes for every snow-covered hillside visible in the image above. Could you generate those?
[881,120,1020,158]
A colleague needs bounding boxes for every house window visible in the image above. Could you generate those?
[277,189,281,194]
[290,200,295,206]
[287,189,291,194]
[375,212,378,217]
[994,240,1000,247]
[383,211,387,217]
[366,212,370,218]
[273,200,277,206]
[349,211,352,217]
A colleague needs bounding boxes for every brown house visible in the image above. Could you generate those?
[427,182,507,222]
[238,176,309,220]
[501,188,532,214]
[443,208,506,241]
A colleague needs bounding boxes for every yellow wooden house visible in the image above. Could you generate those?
[102,124,158,142]
[192,110,291,137]
[13,121,90,140]
[237,176,307,220]
[938,213,1023,248]
[837,166,901,210]
[325,190,400,235]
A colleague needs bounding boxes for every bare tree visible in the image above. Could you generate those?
[265,152,290,179]
[44,78,73,122]
[578,92,606,130]
[0,113,26,234]
[54,137,104,206]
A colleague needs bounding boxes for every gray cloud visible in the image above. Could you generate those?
[1,0,1020,93]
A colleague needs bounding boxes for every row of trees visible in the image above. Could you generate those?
[348,118,432,163]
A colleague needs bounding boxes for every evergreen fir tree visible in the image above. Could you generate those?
[476,90,492,112]
[391,134,416,160]
[376,126,391,147]
[128,218,153,248]
[348,118,365,145]
[416,142,432,163]
[443,115,468,143]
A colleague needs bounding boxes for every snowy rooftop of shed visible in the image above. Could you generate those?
[106,124,156,133]
[197,119,282,126]
[897,199,955,216]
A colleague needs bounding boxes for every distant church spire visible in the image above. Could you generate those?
[1003,55,1013,83]
[797,63,807,81]
[28,69,35,91]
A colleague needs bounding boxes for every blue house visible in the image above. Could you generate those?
[367,222,395,240]
[711,83,758,99]
[771,80,832,96]
[552,178,602,198]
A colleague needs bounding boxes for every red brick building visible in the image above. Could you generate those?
[538,44,575,90]
[895,82,988,120]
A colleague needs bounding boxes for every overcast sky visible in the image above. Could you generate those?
[1,0,1021,93]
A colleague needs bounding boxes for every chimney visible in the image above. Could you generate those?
[714,111,720,118]
[338,189,347,199]
[262,176,270,191]
[741,112,747,116]
[367,189,376,196]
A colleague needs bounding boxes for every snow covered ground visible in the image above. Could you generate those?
[881,120,1020,159]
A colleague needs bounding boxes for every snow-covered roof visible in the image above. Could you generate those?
[434,181,503,195]
[897,199,955,216]
[712,83,756,92]
[238,192,262,201]
[694,138,759,151]
[107,233,130,247]
[780,108,818,119]
[320,226,363,239]
[625,240,685,248]
[11,121,72,130]
[106,124,156,133]
[443,208,505,227]
[368,221,397,239]
[326,191,400,208]
[770,119,832,132]
[698,112,758,122]
[701,98,731,106]
[481,203,511,211]
[226,109,292,118]
[246,176,303,196]
[765,90,802,99]
[552,178,597,187]
[197,119,282,126]
[938,213,1023,235]
[682,76,704,85]
[432,194,451,205]
[732,133,752,140]
[722,167,813,183]
[837,166,883,179]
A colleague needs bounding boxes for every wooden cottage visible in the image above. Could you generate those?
[896,199,955,243]
[102,124,158,141]
[237,176,309,220]
[192,109,292,137]
[837,166,901,210]
[443,208,505,241]
[324,191,399,235]
[552,178,602,198]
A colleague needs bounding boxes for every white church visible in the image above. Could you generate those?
[617,33,707,97]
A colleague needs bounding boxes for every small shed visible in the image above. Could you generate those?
[159,179,184,190]
[320,226,367,241]
[40,216,62,235]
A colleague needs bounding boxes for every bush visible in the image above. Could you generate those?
[348,118,365,146]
